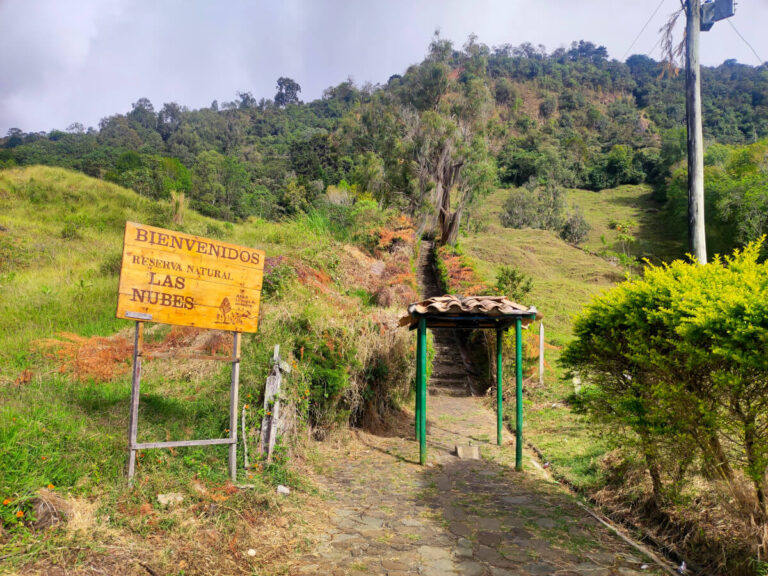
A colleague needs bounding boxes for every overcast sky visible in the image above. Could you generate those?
[1,0,766,134]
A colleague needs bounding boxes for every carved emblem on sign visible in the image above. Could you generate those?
[217,298,232,323]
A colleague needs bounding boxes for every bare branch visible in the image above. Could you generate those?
[659,8,685,76]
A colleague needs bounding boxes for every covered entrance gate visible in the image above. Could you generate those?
[400,296,540,469]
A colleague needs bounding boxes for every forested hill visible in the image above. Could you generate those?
[2,37,767,243]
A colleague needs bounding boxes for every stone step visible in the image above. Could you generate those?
[429,377,469,387]
[432,361,465,370]
[431,370,469,379]
[428,385,470,397]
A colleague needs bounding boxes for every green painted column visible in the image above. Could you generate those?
[415,324,422,443]
[496,327,504,446]
[515,317,524,471]
[418,318,427,465]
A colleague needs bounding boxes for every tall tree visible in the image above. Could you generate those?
[274,77,302,107]
[127,98,157,131]
[157,102,184,141]
[408,72,495,245]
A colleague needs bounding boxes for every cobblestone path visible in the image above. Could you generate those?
[292,395,664,576]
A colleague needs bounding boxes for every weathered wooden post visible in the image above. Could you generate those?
[229,332,241,481]
[496,327,504,446]
[539,322,544,385]
[417,317,427,465]
[127,321,144,482]
[515,317,524,471]
[260,345,291,464]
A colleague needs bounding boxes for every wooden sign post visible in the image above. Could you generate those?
[117,222,264,483]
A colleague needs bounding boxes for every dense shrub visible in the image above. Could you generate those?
[560,208,590,244]
[500,180,564,230]
[563,240,768,526]
[586,145,644,191]
[262,256,297,298]
[493,265,532,302]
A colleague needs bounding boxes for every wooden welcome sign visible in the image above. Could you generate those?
[117,221,265,483]
[117,222,264,333]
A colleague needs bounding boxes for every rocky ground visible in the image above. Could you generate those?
[292,394,665,576]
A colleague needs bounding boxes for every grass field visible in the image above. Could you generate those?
[462,185,684,491]
[0,166,414,574]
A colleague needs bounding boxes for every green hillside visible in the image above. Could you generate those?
[463,186,642,488]
[0,166,416,574]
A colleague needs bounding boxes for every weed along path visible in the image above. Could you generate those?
[291,243,665,576]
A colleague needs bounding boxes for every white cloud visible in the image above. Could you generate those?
[0,0,765,133]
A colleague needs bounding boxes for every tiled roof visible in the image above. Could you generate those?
[399,295,540,328]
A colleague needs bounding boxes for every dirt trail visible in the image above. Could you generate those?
[291,242,664,576]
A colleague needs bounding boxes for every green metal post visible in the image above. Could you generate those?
[496,328,503,446]
[418,318,427,465]
[415,322,422,443]
[515,317,524,471]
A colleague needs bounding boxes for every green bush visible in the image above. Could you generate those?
[99,252,123,276]
[563,240,768,521]
[0,233,30,273]
[294,326,359,434]
[494,265,532,302]
[500,180,564,231]
[560,208,591,245]
[262,257,296,298]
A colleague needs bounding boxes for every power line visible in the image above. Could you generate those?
[647,36,662,59]
[726,19,765,65]
[623,0,668,60]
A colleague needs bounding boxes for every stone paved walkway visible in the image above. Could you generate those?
[292,395,665,576]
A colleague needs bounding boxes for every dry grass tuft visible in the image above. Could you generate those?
[33,326,237,383]
[34,332,134,382]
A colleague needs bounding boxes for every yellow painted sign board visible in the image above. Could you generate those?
[117,222,264,332]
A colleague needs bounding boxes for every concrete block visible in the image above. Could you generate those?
[455,445,480,459]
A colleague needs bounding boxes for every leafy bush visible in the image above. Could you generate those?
[0,232,30,272]
[500,180,564,231]
[666,140,768,256]
[348,320,415,430]
[563,240,768,521]
[560,208,590,244]
[539,96,557,119]
[586,145,644,191]
[294,326,359,434]
[494,265,532,302]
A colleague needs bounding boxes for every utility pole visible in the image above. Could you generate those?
[683,0,735,264]
[685,0,707,264]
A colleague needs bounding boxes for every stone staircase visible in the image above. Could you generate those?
[417,240,473,397]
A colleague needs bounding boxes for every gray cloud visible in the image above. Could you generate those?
[1,0,766,133]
